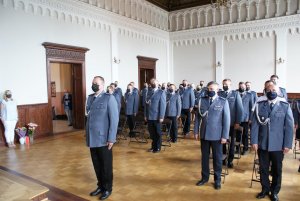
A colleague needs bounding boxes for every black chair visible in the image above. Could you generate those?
[161,118,172,150]
[179,114,187,137]
[116,116,127,142]
[128,120,148,144]
[210,142,229,184]
[234,126,244,165]
[250,151,260,187]
[293,138,300,159]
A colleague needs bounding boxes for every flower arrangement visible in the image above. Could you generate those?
[27,123,38,137]
[15,127,27,138]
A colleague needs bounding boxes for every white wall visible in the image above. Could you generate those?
[0,0,169,104]
[224,35,276,91]
[173,41,215,87]
[287,32,300,93]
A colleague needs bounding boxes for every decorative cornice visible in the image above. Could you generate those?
[170,14,300,43]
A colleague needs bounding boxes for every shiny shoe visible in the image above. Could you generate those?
[270,194,279,201]
[153,149,160,153]
[256,191,269,199]
[214,182,221,190]
[196,179,208,186]
[89,187,102,196]
[99,191,111,200]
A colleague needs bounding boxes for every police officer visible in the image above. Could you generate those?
[196,81,230,190]
[86,76,119,200]
[166,84,181,143]
[180,79,195,137]
[193,85,204,140]
[245,81,257,104]
[251,82,293,201]
[218,78,243,168]
[109,83,121,114]
[114,81,123,99]
[292,99,300,172]
[236,82,253,155]
[141,82,148,108]
[130,81,139,94]
[125,84,139,136]
[144,78,166,153]
[270,75,288,100]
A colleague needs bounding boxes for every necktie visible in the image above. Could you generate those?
[270,103,274,111]
[209,98,213,105]
[91,96,96,105]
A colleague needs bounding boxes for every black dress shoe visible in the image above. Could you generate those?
[147,148,154,152]
[256,191,269,199]
[99,191,112,200]
[153,149,160,153]
[214,182,221,190]
[196,179,208,186]
[89,187,102,196]
[298,165,300,173]
[270,194,279,201]
[228,162,234,168]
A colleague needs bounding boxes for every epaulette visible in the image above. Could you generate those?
[88,93,96,97]
[218,96,226,101]
[256,96,267,103]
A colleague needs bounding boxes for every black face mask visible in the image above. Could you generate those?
[151,84,156,88]
[200,84,203,87]
[223,86,229,91]
[126,89,130,93]
[169,89,174,93]
[246,87,250,91]
[161,87,165,90]
[239,88,245,93]
[207,91,216,98]
[196,88,201,91]
[182,83,187,87]
[92,84,99,92]
[266,91,277,100]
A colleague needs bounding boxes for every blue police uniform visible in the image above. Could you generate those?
[144,88,166,152]
[198,95,230,184]
[86,91,119,193]
[218,89,243,166]
[166,92,181,142]
[251,98,294,196]
[124,90,139,132]
[181,87,195,135]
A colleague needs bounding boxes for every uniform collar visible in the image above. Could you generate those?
[268,98,278,105]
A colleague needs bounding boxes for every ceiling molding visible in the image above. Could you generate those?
[146,0,212,11]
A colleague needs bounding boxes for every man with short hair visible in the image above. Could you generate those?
[86,76,119,200]
[166,84,181,143]
[270,75,288,100]
[130,81,139,94]
[196,81,230,190]
[144,78,166,153]
[141,82,148,108]
[251,83,293,201]
[180,79,195,137]
[218,78,243,168]
[125,84,139,136]
[245,81,257,104]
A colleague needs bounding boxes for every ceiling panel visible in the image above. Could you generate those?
[146,0,212,11]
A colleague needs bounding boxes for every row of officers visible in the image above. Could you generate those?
[85,75,296,201]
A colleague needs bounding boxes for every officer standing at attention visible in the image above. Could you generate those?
[166,84,181,143]
[270,75,288,100]
[292,99,300,172]
[110,83,121,114]
[196,81,230,190]
[124,83,139,136]
[245,81,257,104]
[141,82,148,108]
[218,78,243,168]
[86,76,119,200]
[251,83,293,201]
[144,78,166,153]
[236,82,253,155]
[180,79,195,137]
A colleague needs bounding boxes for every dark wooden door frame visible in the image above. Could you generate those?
[42,42,89,133]
[137,56,158,90]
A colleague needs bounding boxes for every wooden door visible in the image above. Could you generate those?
[72,64,85,129]
[137,56,158,90]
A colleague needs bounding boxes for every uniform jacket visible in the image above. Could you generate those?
[198,96,230,141]
[85,92,119,148]
[113,91,121,113]
[218,90,243,126]
[181,87,195,109]
[166,92,181,117]
[293,100,300,126]
[251,99,294,151]
[124,91,139,115]
[239,91,253,122]
[144,88,166,120]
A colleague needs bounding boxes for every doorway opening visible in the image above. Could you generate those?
[43,42,89,135]
[137,56,158,90]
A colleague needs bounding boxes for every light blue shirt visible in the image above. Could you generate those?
[1,99,18,121]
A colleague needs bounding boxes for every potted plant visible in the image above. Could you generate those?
[15,127,27,145]
[27,123,38,143]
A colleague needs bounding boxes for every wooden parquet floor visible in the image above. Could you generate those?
[0,131,299,201]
